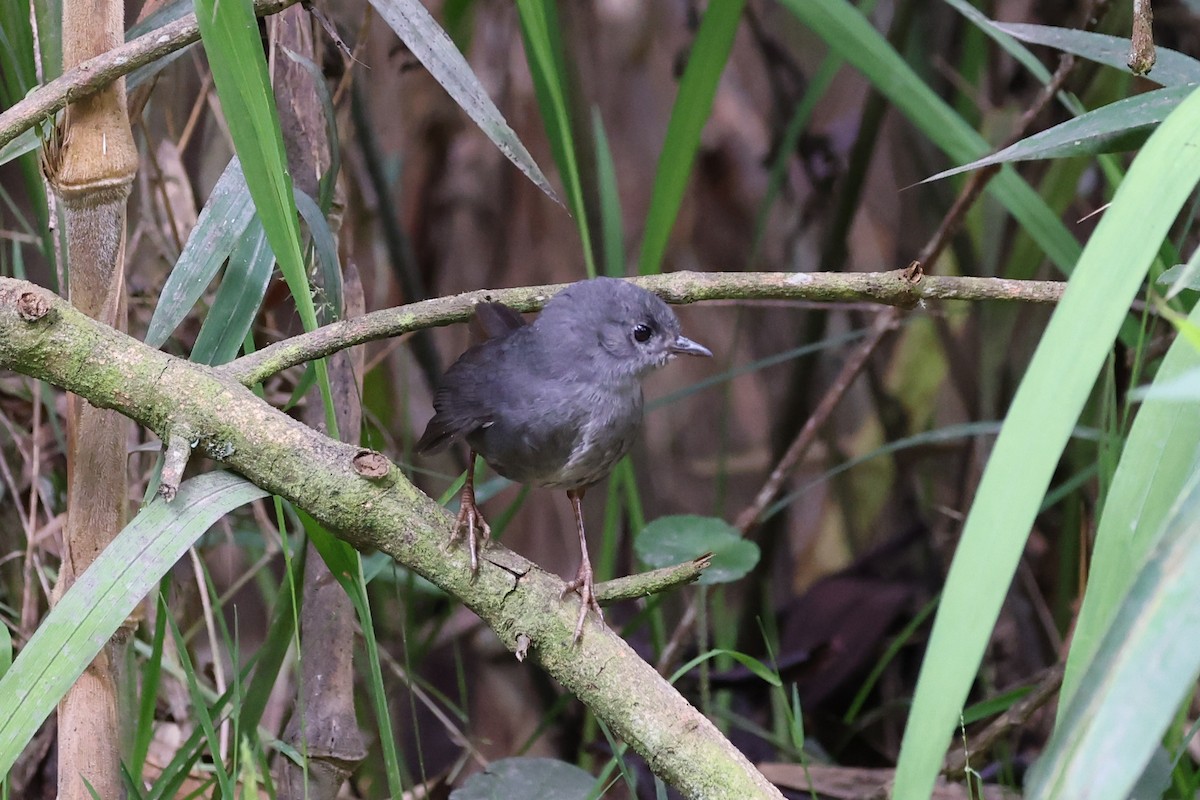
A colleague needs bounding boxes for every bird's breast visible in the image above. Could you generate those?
[469,380,643,490]
[541,385,644,489]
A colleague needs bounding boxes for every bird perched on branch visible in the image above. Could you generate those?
[417,277,712,643]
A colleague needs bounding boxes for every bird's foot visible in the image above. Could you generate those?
[450,486,491,575]
[561,562,603,645]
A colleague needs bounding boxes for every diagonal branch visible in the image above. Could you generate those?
[0,278,783,800]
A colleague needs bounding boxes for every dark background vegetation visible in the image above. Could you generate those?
[3,0,1199,797]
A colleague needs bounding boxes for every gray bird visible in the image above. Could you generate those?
[417,277,712,643]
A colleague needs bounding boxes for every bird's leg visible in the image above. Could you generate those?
[450,450,491,574]
[561,488,603,644]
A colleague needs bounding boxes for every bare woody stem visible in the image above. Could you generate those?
[228,269,1065,386]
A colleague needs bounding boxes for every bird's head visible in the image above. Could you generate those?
[537,277,712,381]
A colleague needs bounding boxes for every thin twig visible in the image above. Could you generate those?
[594,555,713,603]
[942,664,1065,778]
[734,307,900,534]
[20,380,42,638]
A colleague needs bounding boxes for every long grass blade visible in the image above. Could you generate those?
[638,0,745,276]
[892,85,1200,800]
[0,472,268,775]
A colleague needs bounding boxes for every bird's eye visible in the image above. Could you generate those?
[632,323,653,343]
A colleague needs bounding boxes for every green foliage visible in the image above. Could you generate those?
[0,473,267,776]
[11,0,1200,795]
[454,756,602,799]
[516,0,595,275]
[779,0,1081,274]
[144,157,257,349]
[638,0,746,276]
[636,515,759,584]
[894,70,1200,800]
[1029,471,1200,799]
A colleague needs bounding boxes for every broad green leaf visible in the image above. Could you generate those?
[195,0,336,434]
[1075,299,1200,690]
[366,0,560,206]
[923,84,1193,183]
[453,757,599,800]
[1028,471,1200,799]
[0,472,268,775]
[145,156,255,349]
[1158,258,1200,298]
[893,84,1200,800]
[638,0,745,275]
[995,23,1200,87]
[635,515,759,585]
[1128,367,1200,402]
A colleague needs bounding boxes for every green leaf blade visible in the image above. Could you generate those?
[638,0,745,276]
[145,156,255,349]
[1028,472,1200,799]
[995,23,1200,87]
[193,0,317,333]
[893,84,1200,800]
[923,84,1193,183]
[367,0,560,206]
[1061,302,1200,708]
[0,472,268,775]
[780,0,1082,273]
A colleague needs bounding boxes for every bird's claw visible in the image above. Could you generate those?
[450,489,491,574]
[562,563,603,645]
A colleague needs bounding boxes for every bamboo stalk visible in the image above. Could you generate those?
[43,0,138,796]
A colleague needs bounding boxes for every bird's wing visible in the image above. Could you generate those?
[415,409,491,454]
[416,337,505,454]
[472,302,527,340]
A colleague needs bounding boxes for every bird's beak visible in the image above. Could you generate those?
[670,335,712,358]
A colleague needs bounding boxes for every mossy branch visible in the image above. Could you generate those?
[0,279,782,800]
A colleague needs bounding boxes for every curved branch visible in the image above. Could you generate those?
[0,0,299,152]
[0,279,782,800]
[228,269,1065,385]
